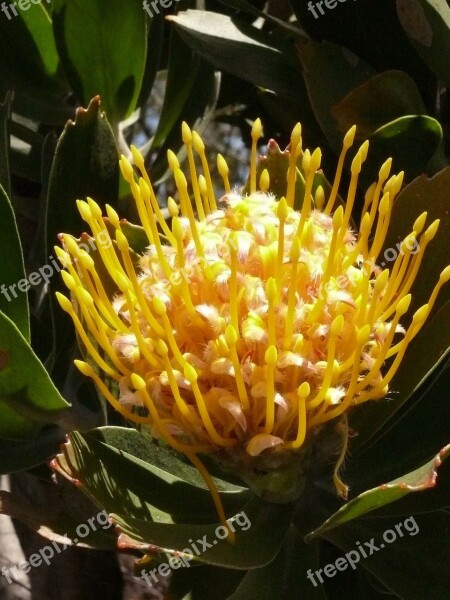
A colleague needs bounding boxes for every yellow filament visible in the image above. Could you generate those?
[184,363,236,447]
[187,453,234,542]
[307,316,343,409]
[217,154,230,195]
[182,122,205,220]
[250,118,262,193]
[264,345,278,433]
[198,174,211,216]
[289,382,309,449]
[56,293,120,380]
[286,123,302,208]
[276,198,288,291]
[325,125,356,214]
[229,235,239,332]
[259,168,270,193]
[193,130,217,213]
[174,168,205,259]
[284,238,300,348]
[115,230,166,336]
[225,325,249,411]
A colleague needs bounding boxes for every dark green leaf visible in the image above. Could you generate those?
[52,0,147,125]
[331,70,427,139]
[363,115,442,185]
[396,0,450,88]
[168,10,304,99]
[0,91,12,198]
[0,426,65,474]
[0,310,70,440]
[0,186,29,340]
[298,39,375,151]
[113,495,293,569]
[321,511,450,600]
[305,445,449,540]
[45,96,119,370]
[53,430,249,525]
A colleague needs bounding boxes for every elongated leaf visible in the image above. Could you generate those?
[289,0,436,108]
[227,527,327,600]
[19,2,60,78]
[45,96,119,370]
[0,91,12,198]
[52,0,147,125]
[0,310,70,440]
[331,70,427,139]
[396,0,450,88]
[0,186,29,340]
[150,30,201,150]
[305,444,449,540]
[89,426,247,493]
[298,39,375,151]
[168,564,245,600]
[52,430,249,525]
[113,495,293,569]
[363,115,442,185]
[0,5,63,94]
[0,426,65,474]
[168,10,304,99]
[149,58,220,184]
[321,511,450,600]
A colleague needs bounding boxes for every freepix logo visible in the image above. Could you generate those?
[1,0,51,20]
[307,0,358,20]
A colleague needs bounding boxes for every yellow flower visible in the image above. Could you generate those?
[56,120,449,529]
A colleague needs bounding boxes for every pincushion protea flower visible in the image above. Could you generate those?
[55,120,449,532]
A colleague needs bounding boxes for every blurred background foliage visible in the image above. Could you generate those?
[0,0,450,598]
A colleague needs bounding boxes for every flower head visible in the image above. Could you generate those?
[56,120,449,521]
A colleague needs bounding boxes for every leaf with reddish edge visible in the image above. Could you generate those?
[111,495,293,570]
[305,444,450,541]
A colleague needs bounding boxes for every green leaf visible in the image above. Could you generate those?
[19,1,60,78]
[320,511,450,600]
[305,444,449,541]
[52,0,147,126]
[0,310,70,440]
[168,564,245,600]
[298,39,375,151]
[149,55,220,184]
[45,96,119,368]
[89,426,247,493]
[0,426,65,474]
[0,91,12,198]
[0,186,30,341]
[113,495,293,569]
[227,527,327,600]
[52,430,249,525]
[0,5,63,94]
[331,70,427,139]
[136,10,164,109]
[150,30,202,150]
[289,0,436,109]
[168,10,304,99]
[363,115,442,185]
[396,0,450,88]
